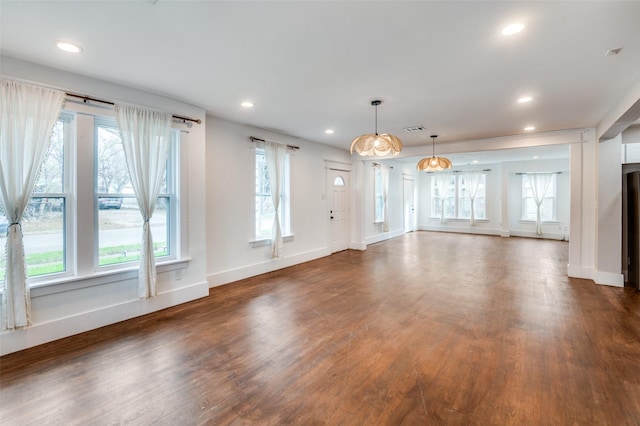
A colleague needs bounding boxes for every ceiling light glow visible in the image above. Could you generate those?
[325,129,334,134]
[56,41,83,53]
[241,101,254,108]
[518,96,533,103]
[524,126,535,131]
[502,23,525,36]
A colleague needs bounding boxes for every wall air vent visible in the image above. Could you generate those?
[403,126,426,133]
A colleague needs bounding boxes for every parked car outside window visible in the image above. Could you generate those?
[98,197,123,210]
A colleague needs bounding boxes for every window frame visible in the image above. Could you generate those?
[373,165,384,224]
[253,146,291,242]
[93,117,179,270]
[430,173,487,220]
[0,99,188,294]
[521,174,557,222]
[23,112,75,284]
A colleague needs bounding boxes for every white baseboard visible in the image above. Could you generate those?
[350,241,367,251]
[567,265,624,288]
[418,225,502,237]
[509,230,568,241]
[567,264,593,280]
[365,229,405,246]
[0,281,209,356]
[207,247,331,287]
[593,270,624,287]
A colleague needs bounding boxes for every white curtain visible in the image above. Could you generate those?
[115,104,171,298]
[0,79,65,330]
[435,172,452,225]
[463,171,482,226]
[527,173,554,236]
[381,165,390,232]
[264,141,287,258]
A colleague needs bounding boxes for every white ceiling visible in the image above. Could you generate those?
[1,1,639,162]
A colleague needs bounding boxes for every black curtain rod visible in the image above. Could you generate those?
[249,136,299,150]
[65,92,202,125]
[451,169,492,173]
[516,171,563,175]
[372,162,393,169]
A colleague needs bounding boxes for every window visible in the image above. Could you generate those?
[2,114,73,281]
[95,118,177,267]
[254,147,290,240]
[374,166,384,223]
[522,174,556,221]
[431,173,486,219]
[0,106,181,284]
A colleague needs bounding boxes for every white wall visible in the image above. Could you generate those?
[205,116,352,286]
[0,57,209,355]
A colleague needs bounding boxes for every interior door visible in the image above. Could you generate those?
[403,177,415,233]
[329,169,350,253]
[628,171,640,289]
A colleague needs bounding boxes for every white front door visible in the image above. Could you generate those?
[403,177,415,233]
[329,169,350,253]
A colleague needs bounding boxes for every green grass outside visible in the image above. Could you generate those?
[0,243,169,281]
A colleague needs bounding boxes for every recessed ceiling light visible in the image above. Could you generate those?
[56,41,83,53]
[502,23,525,36]
[533,156,539,159]
[518,96,533,103]
[524,126,535,131]
[472,160,479,164]
[325,129,334,134]
[241,101,254,108]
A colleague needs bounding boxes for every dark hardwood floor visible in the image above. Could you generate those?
[1,232,639,425]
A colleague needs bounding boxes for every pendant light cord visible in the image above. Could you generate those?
[374,103,378,135]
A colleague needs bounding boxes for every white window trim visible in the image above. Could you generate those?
[253,146,292,242]
[6,102,184,289]
[373,165,384,224]
[28,258,190,298]
[521,174,557,222]
[93,117,179,270]
[430,173,487,220]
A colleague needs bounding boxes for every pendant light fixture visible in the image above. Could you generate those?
[350,100,403,156]
[416,135,452,172]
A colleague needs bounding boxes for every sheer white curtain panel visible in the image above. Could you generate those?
[264,141,287,258]
[435,172,452,225]
[463,171,482,226]
[0,79,65,330]
[527,173,554,235]
[381,165,390,232]
[115,104,172,298]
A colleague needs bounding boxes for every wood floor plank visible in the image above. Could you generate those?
[1,232,639,425]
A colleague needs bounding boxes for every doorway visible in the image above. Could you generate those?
[623,168,640,289]
[403,176,415,233]
[328,169,350,253]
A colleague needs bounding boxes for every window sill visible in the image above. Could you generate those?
[519,220,559,224]
[28,258,191,298]
[249,234,294,248]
